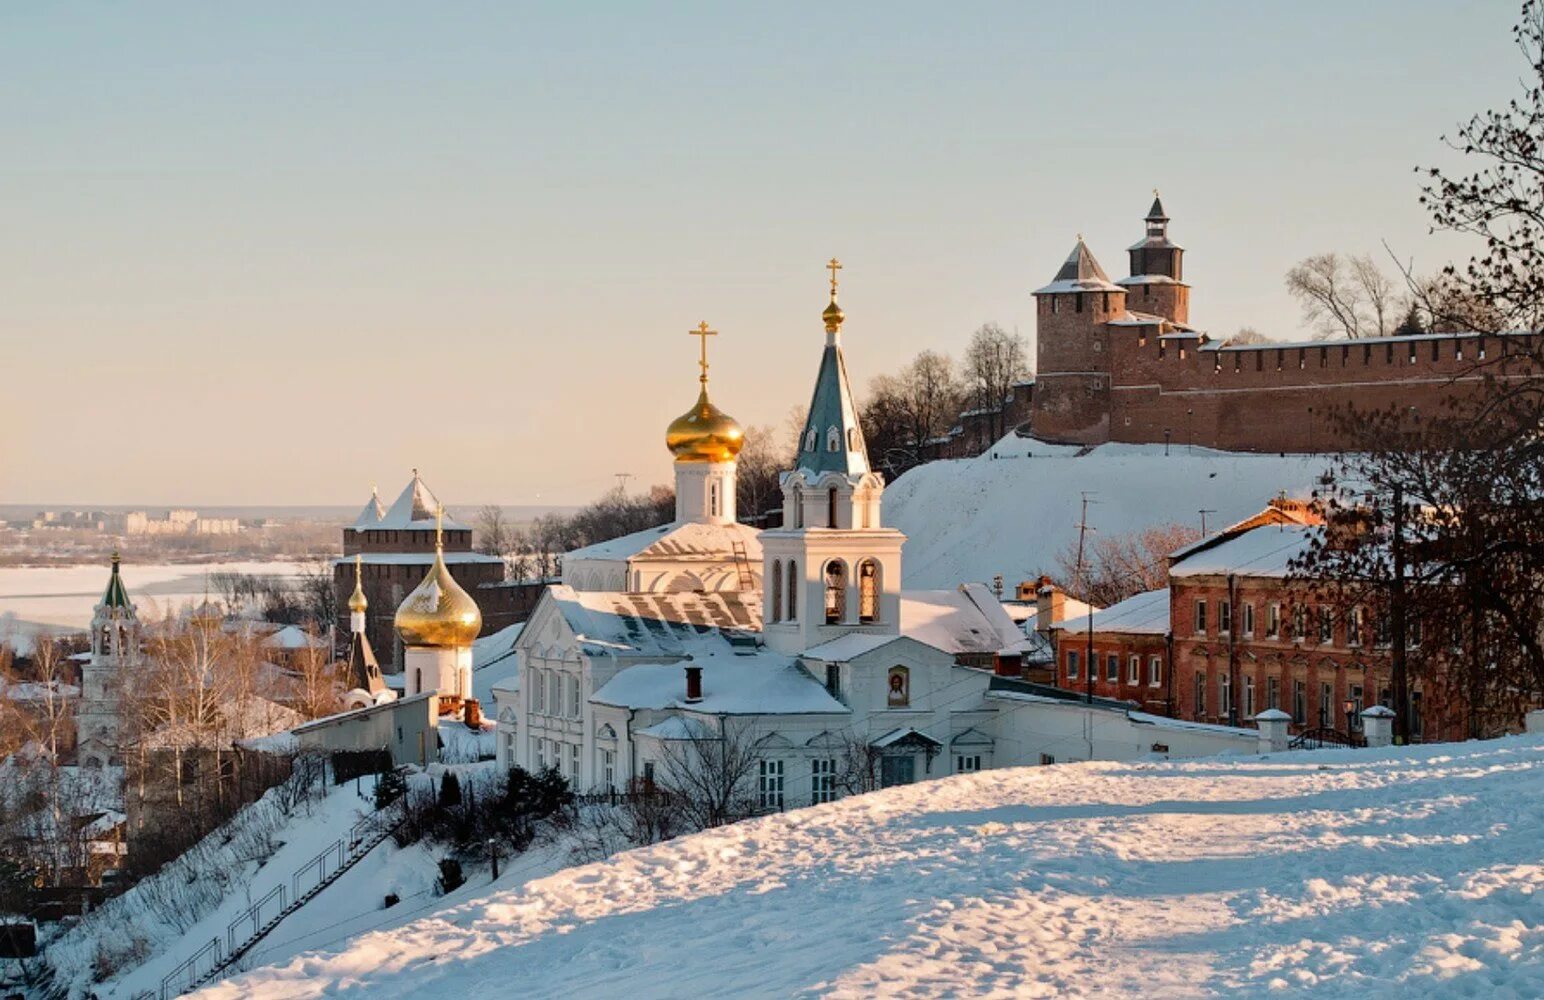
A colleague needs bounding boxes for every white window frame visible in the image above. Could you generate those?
[1148,654,1162,687]
[1267,602,1281,638]
[955,754,982,774]
[1241,603,1255,637]
[1066,650,1080,681]
[601,748,616,790]
[811,758,837,804]
[758,759,785,810]
[1127,654,1140,685]
[1194,599,1207,634]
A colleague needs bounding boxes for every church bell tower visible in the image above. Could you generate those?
[760,260,904,655]
[79,554,139,768]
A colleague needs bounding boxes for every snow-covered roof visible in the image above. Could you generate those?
[1054,588,1170,636]
[802,633,897,661]
[1115,273,1184,285]
[1168,524,1316,579]
[1,679,79,702]
[473,622,524,702]
[1106,310,1172,326]
[262,625,326,651]
[898,584,1025,654]
[351,489,387,529]
[1204,328,1534,354]
[591,649,845,716]
[544,585,761,658]
[1034,239,1123,295]
[366,473,468,532]
[634,716,715,741]
[565,519,762,565]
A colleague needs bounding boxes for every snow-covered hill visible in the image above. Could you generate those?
[886,436,1334,588]
[202,736,1544,999]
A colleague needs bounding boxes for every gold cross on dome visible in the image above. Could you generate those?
[826,257,843,297]
[689,321,717,384]
[434,504,445,550]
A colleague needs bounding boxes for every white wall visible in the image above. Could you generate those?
[989,694,1257,765]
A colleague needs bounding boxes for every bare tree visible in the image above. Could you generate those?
[475,505,520,580]
[735,425,791,526]
[1228,326,1273,345]
[1055,523,1202,606]
[963,323,1030,441]
[653,716,763,830]
[1285,253,1404,340]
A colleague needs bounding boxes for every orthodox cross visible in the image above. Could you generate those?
[826,257,842,297]
[434,504,445,550]
[689,321,717,384]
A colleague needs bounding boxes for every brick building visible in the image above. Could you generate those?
[334,473,514,672]
[1051,588,1172,716]
[1030,196,1538,452]
[1166,522,1471,742]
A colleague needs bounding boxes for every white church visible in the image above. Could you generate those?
[493,264,1258,806]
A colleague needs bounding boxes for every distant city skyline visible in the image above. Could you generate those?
[0,1,1521,505]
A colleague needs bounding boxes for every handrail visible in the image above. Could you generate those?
[227,883,286,952]
[160,937,220,999]
[292,839,347,901]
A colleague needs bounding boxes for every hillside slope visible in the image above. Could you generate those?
[203,736,1544,999]
[885,436,1333,588]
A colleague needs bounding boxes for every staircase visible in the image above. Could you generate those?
[731,540,755,592]
[152,812,400,1000]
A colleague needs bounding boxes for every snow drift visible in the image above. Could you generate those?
[201,736,1544,998]
[885,436,1334,589]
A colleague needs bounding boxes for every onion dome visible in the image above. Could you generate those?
[667,321,744,463]
[348,554,368,614]
[666,389,744,463]
[394,509,482,648]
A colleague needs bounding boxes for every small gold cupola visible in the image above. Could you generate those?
[666,321,744,464]
[394,507,482,648]
[822,257,845,335]
[348,554,368,614]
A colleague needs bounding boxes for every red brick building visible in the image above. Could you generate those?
[1030,196,1538,453]
[1166,523,1471,742]
[1051,588,1172,716]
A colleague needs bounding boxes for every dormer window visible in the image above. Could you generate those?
[826,426,840,452]
[847,428,860,451]
[804,428,817,452]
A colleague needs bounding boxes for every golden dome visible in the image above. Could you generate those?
[666,387,744,463]
[394,545,481,648]
[822,298,845,333]
[348,555,368,614]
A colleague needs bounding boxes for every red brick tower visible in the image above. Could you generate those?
[1117,194,1189,324]
[1031,238,1126,444]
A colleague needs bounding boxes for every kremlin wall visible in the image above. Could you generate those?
[1027,198,1538,453]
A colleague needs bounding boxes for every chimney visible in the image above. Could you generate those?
[463,697,482,728]
[684,664,703,704]
[1036,579,1066,633]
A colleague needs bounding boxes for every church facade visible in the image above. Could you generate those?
[1030,197,1539,452]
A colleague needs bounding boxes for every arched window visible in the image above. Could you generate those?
[858,559,880,624]
[804,428,817,451]
[826,426,840,452]
[824,560,847,625]
[771,561,783,622]
[787,560,798,621]
[828,487,838,528]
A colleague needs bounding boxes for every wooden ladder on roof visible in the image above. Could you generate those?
[730,540,755,592]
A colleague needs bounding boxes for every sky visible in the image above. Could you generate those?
[0,1,1524,507]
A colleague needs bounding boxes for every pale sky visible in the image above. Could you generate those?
[0,1,1521,507]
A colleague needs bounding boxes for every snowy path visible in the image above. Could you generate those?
[200,737,1543,998]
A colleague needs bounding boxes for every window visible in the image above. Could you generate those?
[1194,599,1207,634]
[709,480,720,517]
[771,561,783,623]
[1194,672,1207,717]
[1347,607,1363,647]
[549,672,562,717]
[1318,607,1333,644]
[812,758,838,803]
[1128,654,1140,685]
[826,426,840,452]
[1243,676,1255,717]
[1267,602,1281,637]
[535,738,547,771]
[1292,607,1306,641]
[858,560,880,624]
[759,759,785,810]
[643,761,656,788]
[1266,677,1280,710]
[532,670,544,714]
[1409,612,1423,647]
[1105,653,1119,683]
[1241,603,1255,637]
[567,675,580,719]
[601,749,616,790]
[1349,685,1365,730]
[1219,672,1232,718]
[570,742,581,783]
[414,668,422,694]
[1066,650,1080,681]
[1292,681,1306,724]
[787,560,798,621]
[825,662,841,699]
[955,755,982,774]
[1319,683,1333,726]
[824,561,847,625]
[804,428,816,451]
[880,755,915,788]
[1039,754,1056,766]
[1219,600,1232,635]
[1148,655,1163,687]
[1374,612,1391,648]
[827,487,838,528]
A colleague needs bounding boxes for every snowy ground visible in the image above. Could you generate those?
[201,736,1543,999]
[886,437,1333,588]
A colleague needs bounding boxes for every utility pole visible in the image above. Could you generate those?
[614,472,633,495]
[1075,492,1097,704]
[1390,483,1409,744]
[1199,509,1216,536]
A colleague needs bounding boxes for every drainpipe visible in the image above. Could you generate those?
[1227,573,1240,726]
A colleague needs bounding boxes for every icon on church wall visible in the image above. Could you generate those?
[887,665,910,708]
